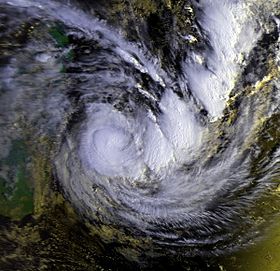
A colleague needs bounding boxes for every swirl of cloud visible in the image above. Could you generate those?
[4,0,278,256]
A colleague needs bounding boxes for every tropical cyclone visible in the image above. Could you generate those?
[1,0,280,258]
[53,0,280,255]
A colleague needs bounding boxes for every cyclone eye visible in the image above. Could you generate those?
[90,127,137,175]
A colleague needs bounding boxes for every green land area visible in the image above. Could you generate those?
[0,140,33,220]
